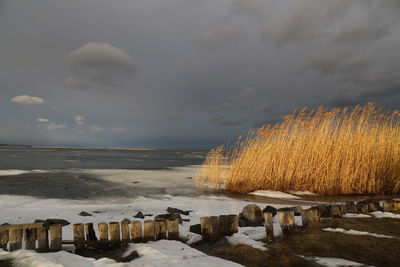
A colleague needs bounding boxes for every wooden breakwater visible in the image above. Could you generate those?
[0,218,180,252]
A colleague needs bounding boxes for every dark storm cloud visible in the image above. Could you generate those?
[65,43,136,92]
[1,0,400,148]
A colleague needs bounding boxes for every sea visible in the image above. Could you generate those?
[0,146,208,200]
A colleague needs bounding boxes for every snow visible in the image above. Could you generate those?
[370,211,400,219]
[0,169,49,176]
[127,240,243,266]
[290,191,317,196]
[300,256,367,267]
[0,241,243,267]
[342,213,371,218]
[248,190,301,199]
[226,233,267,251]
[322,227,396,239]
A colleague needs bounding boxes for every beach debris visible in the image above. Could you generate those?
[34,219,70,227]
[78,211,92,217]
[239,204,263,227]
[166,207,191,216]
[133,211,145,219]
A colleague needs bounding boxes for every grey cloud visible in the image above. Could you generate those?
[11,95,44,105]
[210,116,248,126]
[65,43,136,91]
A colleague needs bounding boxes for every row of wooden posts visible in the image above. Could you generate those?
[0,219,180,252]
[1,200,399,252]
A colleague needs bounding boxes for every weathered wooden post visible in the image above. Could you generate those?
[155,219,167,240]
[9,228,23,251]
[73,223,85,252]
[263,212,274,241]
[130,221,142,243]
[357,203,368,213]
[24,228,36,250]
[109,222,121,247]
[143,220,156,242]
[200,216,219,241]
[37,226,49,252]
[121,221,130,246]
[383,201,394,212]
[227,214,239,235]
[302,208,320,229]
[277,210,295,235]
[0,230,9,250]
[84,223,97,248]
[394,201,400,211]
[49,224,62,251]
[167,218,179,240]
[218,215,228,236]
[98,222,109,248]
[329,205,342,218]
[367,202,380,212]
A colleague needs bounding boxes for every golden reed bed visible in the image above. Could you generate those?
[198,103,400,195]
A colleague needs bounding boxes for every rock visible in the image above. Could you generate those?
[291,206,303,216]
[121,218,131,223]
[144,214,153,217]
[314,205,330,218]
[133,211,145,219]
[155,213,183,224]
[34,219,70,227]
[79,211,92,217]
[189,224,201,235]
[167,207,191,216]
[1,223,10,226]
[262,205,277,216]
[239,204,263,227]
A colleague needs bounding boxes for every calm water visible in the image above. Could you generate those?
[0,146,207,200]
[0,146,207,170]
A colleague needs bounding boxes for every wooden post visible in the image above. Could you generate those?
[357,203,368,213]
[143,220,155,242]
[98,222,109,246]
[50,224,62,251]
[383,201,394,212]
[121,221,130,246]
[130,221,142,243]
[0,230,9,251]
[329,205,342,218]
[155,219,167,240]
[302,208,320,229]
[368,202,380,212]
[394,201,400,211]
[227,214,239,235]
[167,218,179,240]
[84,223,97,248]
[109,222,121,248]
[277,210,295,235]
[210,216,219,238]
[25,228,36,250]
[200,216,219,241]
[9,229,23,251]
[37,226,49,252]
[218,215,228,236]
[73,223,85,252]
[263,212,274,241]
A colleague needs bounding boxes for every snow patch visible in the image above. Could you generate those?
[0,170,49,176]
[300,255,368,267]
[290,191,317,196]
[342,213,371,218]
[248,190,301,199]
[323,227,396,239]
[226,233,267,251]
[370,211,400,219]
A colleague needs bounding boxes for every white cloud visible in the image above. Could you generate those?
[37,118,50,123]
[45,122,67,131]
[89,125,103,132]
[11,95,44,105]
[74,115,86,125]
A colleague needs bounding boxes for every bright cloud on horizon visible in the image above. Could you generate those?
[74,115,86,125]
[37,118,50,123]
[45,122,67,131]
[11,95,44,105]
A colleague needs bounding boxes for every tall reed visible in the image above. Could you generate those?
[198,103,400,195]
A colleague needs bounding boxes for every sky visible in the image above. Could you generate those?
[1,0,400,149]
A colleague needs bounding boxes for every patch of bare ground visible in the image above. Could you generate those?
[198,218,400,267]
